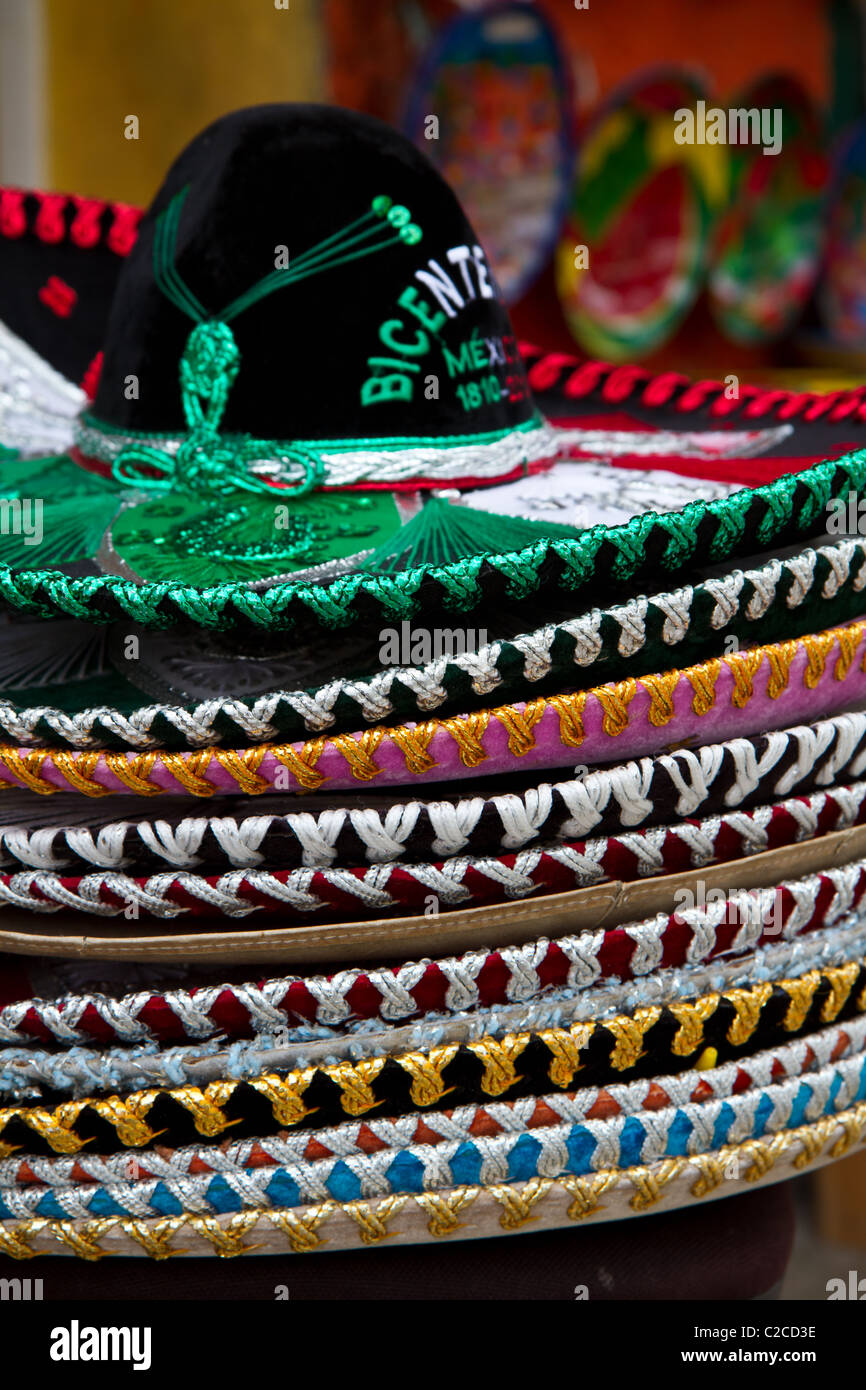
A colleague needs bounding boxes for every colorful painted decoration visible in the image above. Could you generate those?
[405,0,574,302]
[556,68,721,360]
[709,76,827,345]
[820,118,866,348]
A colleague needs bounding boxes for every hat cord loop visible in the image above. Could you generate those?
[111,187,420,500]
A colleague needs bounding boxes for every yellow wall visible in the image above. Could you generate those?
[45,0,325,205]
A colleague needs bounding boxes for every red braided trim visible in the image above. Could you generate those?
[519,342,866,426]
[0,187,141,257]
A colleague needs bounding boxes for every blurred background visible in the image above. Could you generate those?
[3,0,866,1296]
[2,0,866,381]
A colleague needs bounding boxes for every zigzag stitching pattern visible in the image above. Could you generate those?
[2,1048,865,1219]
[2,619,866,796]
[1,447,865,631]
[1,940,865,1149]
[4,527,847,750]
[4,1013,864,1192]
[2,1102,865,1258]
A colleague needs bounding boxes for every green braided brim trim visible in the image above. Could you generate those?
[4,540,865,750]
[2,448,864,632]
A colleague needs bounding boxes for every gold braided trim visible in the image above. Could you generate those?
[4,1101,865,1260]
[594,679,637,737]
[49,750,109,797]
[836,623,863,681]
[821,962,861,1022]
[162,750,217,796]
[440,710,490,768]
[642,672,680,728]
[764,639,799,699]
[413,1187,478,1237]
[329,730,386,783]
[538,1024,593,1089]
[495,698,546,756]
[687,659,721,717]
[389,722,437,776]
[548,691,586,749]
[5,620,866,796]
[102,750,161,796]
[668,996,720,1057]
[271,740,326,792]
[0,748,55,794]
[397,1045,460,1107]
[466,1034,531,1096]
[725,982,774,1046]
[211,747,269,796]
[804,631,836,689]
[320,1058,387,1116]
[3,957,861,1155]
[727,648,766,709]
[606,1007,662,1070]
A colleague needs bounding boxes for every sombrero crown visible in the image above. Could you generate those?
[82,102,539,489]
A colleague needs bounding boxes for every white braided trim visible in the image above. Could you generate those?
[2,907,865,1094]
[0,318,85,456]
[1,776,861,883]
[1,537,863,749]
[3,791,866,921]
[0,847,855,1047]
[75,418,562,488]
[5,1011,861,1192]
[3,710,866,877]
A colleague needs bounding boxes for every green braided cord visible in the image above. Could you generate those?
[4,435,866,634]
[220,201,420,321]
[118,188,420,500]
[153,189,208,323]
[112,322,326,498]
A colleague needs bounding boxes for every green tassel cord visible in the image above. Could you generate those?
[362,494,580,573]
[0,454,124,568]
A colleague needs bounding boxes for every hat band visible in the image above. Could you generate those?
[73,411,558,490]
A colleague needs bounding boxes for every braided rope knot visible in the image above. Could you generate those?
[112,320,325,500]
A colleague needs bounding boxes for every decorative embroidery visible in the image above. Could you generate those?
[0,187,140,256]
[0,934,861,1162]
[3,617,866,796]
[2,1045,864,1220]
[1,1096,862,1258]
[522,342,866,426]
[3,820,866,932]
[6,1012,860,1194]
[4,535,863,750]
[37,277,77,319]
[0,319,87,456]
[1,918,865,1138]
[1,813,863,1045]
[2,442,864,630]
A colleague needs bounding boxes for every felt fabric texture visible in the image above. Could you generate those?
[0,1179,795,1297]
[91,103,534,443]
[0,191,136,387]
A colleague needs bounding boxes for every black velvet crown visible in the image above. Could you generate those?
[91,104,535,444]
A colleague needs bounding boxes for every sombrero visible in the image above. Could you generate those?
[1,107,865,639]
[0,529,863,749]
[1,616,865,802]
